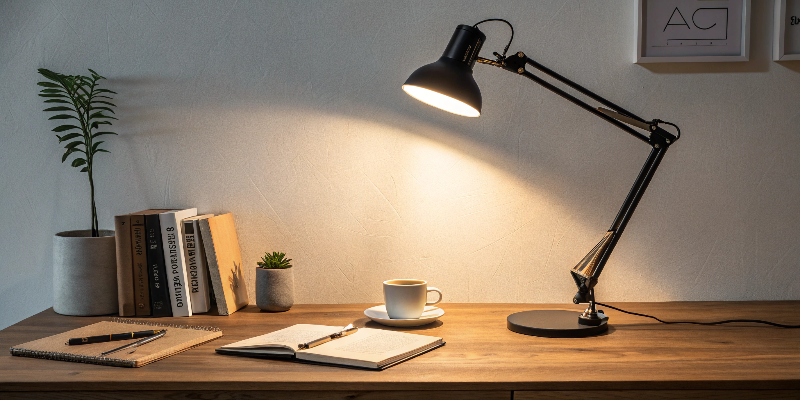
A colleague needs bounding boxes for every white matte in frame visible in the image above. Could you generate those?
[774,0,800,61]
[635,0,751,63]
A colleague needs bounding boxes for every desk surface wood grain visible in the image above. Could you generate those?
[1,302,799,394]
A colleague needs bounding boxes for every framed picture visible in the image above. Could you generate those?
[635,0,751,63]
[774,0,800,61]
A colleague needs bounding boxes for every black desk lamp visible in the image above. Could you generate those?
[403,20,681,338]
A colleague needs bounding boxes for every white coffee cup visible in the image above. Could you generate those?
[383,279,443,319]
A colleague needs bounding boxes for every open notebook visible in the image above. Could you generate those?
[216,324,444,370]
[10,319,222,368]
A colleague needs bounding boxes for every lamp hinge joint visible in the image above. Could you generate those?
[649,126,676,149]
[503,53,527,74]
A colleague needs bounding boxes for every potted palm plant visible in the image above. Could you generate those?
[38,68,119,316]
[256,252,295,312]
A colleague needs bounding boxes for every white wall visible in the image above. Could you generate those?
[1,0,798,329]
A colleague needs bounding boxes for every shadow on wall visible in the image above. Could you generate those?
[101,0,800,303]
[102,65,797,304]
[104,71,682,303]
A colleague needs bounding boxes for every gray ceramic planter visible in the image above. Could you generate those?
[256,267,295,312]
[53,230,118,316]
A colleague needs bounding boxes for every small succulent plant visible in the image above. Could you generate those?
[257,252,292,269]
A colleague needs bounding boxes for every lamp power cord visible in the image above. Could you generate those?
[595,302,800,328]
[473,18,514,59]
[653,119,681,140]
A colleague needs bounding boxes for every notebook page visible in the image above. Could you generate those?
[297,328,441,369]
[220,324,342,352]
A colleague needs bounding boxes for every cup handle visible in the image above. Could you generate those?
[426,287,443,306]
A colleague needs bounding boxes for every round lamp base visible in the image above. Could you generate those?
[507,310,609,338]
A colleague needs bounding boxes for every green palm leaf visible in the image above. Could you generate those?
[57,132,82,143]
[65,141,84,150]
[91,131,118,138]
[62,148,80,162]
[90,106,115,114]
[91,100,116,107]
[87,68,105,79]
[91,121,112,129]
[53,124,80,132]
[88,111,117,120]
[48,114,78,120]
[43,106,74,113]
[37,68,62,81]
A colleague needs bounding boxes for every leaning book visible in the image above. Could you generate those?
[198,213,249,316]
[216,324,444,370]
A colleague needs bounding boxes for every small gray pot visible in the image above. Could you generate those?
[256,267,294,312]
[53,230,118,316]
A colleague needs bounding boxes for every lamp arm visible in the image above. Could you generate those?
[520,56,646,123]
[478,51,680,304]
[479,53,656,144]
[519,68,651,143]
[577,145,668,291]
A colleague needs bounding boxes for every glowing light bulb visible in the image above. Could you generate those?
[402,85,480,117]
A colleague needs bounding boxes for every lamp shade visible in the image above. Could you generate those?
[403,25,486,117]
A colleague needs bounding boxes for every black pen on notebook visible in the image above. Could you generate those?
[66,330,165,346]
[298,324,358,350]
[100,330,168,356]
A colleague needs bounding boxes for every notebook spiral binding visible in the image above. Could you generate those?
[111,317,222,332]
[9,348,134,368]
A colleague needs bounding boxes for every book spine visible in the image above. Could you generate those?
[130,215,151,316]
[198,218,229,315]
[184,220,211,313]
[194,219,213,311]
[145,214,173,317]
[161,214,193,317]
[114,214,135,316]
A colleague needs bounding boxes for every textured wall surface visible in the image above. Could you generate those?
[1,0,798,329]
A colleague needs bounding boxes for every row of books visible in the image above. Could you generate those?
[114,209,250,317]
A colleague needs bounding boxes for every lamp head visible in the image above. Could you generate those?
[402,24,486,117]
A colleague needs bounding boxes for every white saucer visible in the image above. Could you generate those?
[364,305,444,327]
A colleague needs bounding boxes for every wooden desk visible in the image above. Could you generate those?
[1,302,799,399]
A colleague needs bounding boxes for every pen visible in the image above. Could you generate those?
[66,330,165,346]
[298,324,358,350]
[100,330,168,357]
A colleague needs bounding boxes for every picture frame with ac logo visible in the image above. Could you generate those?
[635,0,751,63]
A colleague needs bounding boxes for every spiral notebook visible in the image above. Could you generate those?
[9,319,222,368]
